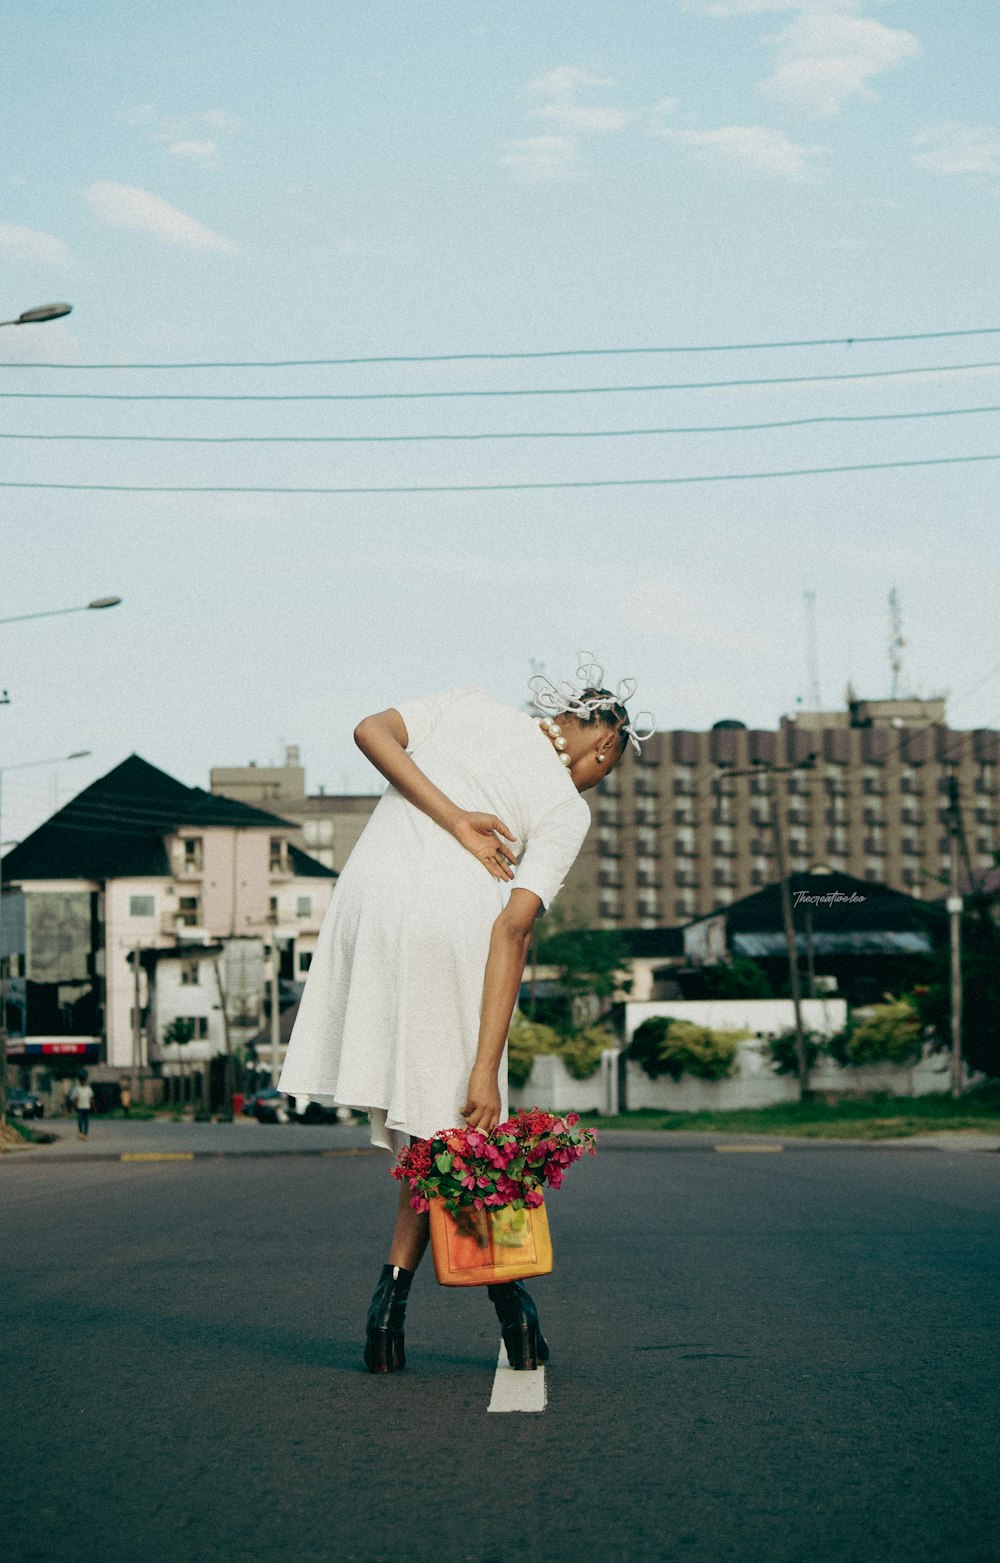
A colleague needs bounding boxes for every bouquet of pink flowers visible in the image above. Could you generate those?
[391,1107,598,1216]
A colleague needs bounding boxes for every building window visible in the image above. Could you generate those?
[303,819,334,848]
[180,960,200,986]
[130,895,155,918]
[296,895,313,918]
[298,951,313,973]
[269,896,279,919]
[178,896,200,927]
[182,837,203,872]
[270,837,288,872]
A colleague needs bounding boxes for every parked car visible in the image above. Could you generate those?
[289,1095,343,1125]
[250,1088,290,1124]
[7,1088,45,1120]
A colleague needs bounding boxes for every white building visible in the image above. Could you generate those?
[2,754,336,1081]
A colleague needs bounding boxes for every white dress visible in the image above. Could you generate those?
[278,687,591,1153]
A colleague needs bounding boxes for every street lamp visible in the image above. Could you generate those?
[0,303,73,328]
[0,749,92,1117]
[0,596,122,628]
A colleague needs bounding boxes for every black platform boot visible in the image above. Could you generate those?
[487,1279,550,1371]
[364,1263,414,1373]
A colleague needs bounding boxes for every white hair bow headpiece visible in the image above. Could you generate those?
[528,651,656,756]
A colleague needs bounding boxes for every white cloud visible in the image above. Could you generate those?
[654,124,825,180]
[760,9,921,116]
[526,66,615,97]
[504,63,630,180]
[912,121,1000,176]
[688,3,921,117]
[121,105,240,162]
[167,139,220,161]
[532,102,631,133]
[499,136,580,181]
[0,219,72,268]
[83,182,240,252]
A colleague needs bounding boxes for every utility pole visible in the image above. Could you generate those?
[269,924,282,1086]
[945,772,965,1099]
[213,953,235,1121]
[131,943,142,1105]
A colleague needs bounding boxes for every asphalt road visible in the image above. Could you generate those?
[3,1143,998,1563]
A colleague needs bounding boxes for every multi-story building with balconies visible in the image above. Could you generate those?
[558,696,999,930]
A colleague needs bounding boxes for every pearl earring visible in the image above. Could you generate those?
[559,752,572,768]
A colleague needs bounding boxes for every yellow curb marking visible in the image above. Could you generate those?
[714,1144,785,1153]
[120,1152,195,1161]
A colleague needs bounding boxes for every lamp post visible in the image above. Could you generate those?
[725,753,819,1098]
[0,750,91,1117]
[0,303,73,328]
[0,596,121,709]
[0,597,122,628]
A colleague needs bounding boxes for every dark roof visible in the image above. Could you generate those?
[138,943,225,969]
[2,754,299,884]
[620,927,686,959]
[720,871,945,936]
[288,843,337,879]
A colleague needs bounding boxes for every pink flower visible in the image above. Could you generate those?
[545,1167,564,1189]
[409,1194,430,1213]
[566,1112,580,1126]
[524,1188,544,1209]
[473,1196,485,1210]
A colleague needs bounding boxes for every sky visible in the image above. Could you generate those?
[1,0,999,847]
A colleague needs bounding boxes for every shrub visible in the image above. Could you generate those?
[846,999,923,1066]
[768,1029,825,1076]
[507,1015,562,1088]
[629,1017,742,1081]
[558,1025,612,1081]
[507,1015,612,1085]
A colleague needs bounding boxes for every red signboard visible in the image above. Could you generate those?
[6,1041,101,1058]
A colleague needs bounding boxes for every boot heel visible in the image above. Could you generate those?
[503,1322,540,1372]
[489,1280,550,1371]
[364,1326,405,1373]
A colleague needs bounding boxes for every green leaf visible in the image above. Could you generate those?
[435,1152,454,1174]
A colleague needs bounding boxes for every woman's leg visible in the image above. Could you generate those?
[387,1177,430,1270]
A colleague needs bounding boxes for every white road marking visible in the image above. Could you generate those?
[487,1340,547,1413]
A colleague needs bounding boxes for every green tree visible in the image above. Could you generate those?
[531,925,630,1034]
[683,959,774,1001]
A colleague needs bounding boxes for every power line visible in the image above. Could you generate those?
[0,359,998,403]
[1,452,998,495]
[3,323,1000,370]
[1,403,998,445]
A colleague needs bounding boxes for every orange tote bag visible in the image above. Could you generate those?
[428,1198,553,1287]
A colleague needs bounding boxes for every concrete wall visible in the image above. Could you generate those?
[624,997,849,1041]
[509,1039,959,1116]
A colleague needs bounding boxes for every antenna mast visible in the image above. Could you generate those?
[888,587,907,699]
[803,590,821,709]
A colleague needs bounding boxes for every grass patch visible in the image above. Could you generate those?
[580,1083,1000,1140]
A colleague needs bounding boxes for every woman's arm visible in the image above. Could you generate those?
[460,888,542,1132]
[354,708,517,882]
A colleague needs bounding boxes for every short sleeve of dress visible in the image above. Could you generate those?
[512,795,591,912]
[392,688,471,753]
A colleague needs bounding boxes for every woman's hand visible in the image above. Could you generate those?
[452,812,517,882]
[460,1063,502,1133]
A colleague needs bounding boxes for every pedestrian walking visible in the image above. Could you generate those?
[119,1080,132,1116]
[74,1073,95,1139]
[279,655,653,1372]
